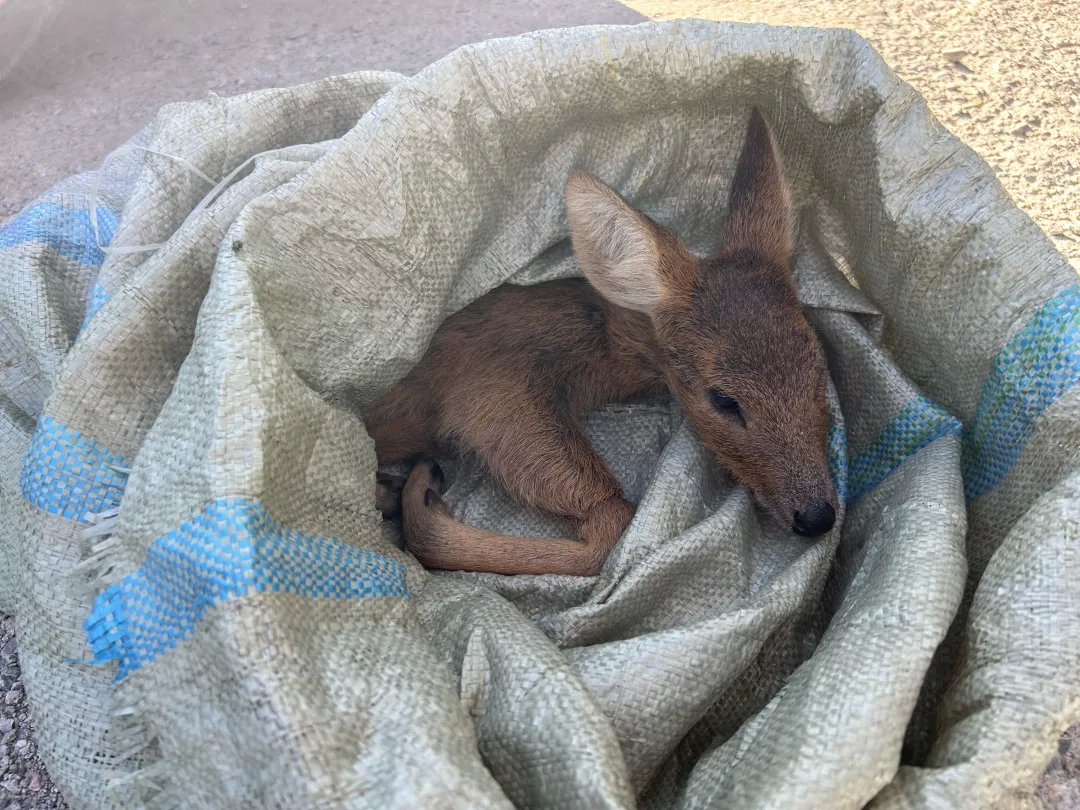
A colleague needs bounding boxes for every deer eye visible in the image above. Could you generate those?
[708,388,745,425]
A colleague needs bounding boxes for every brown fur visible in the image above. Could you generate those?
[366,108,836,577]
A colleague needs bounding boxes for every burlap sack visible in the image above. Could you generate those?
[0,20,1076,810]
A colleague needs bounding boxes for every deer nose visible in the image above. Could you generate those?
[792,502,835,537]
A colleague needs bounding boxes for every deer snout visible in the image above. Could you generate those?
[791,501,835,537]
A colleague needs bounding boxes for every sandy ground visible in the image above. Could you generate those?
[0,0,1077,807]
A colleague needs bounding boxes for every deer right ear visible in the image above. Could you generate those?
[719,107,794,268]
[564,172,664,316]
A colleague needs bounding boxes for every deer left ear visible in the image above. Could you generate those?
[718,107,794,269]
[564,172,666,316]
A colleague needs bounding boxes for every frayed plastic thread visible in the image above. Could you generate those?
[103,723,164,808]
[82,517,119,538]
[89,143,314,257]
[84,505,121,523]
[73,484,129,595]
[105,756,178,808]
[88,145,214,256]
[73,536,123,575]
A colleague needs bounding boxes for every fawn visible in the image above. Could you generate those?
[366,108,837,577]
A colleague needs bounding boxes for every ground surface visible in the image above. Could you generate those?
[0,0,1077,808]
[0,0,644,224]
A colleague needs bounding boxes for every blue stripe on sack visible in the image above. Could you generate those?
[828,422,848,506]
[0,203,118,266]
[85,497,410,681]
[79,280,112,333]
[21,415,127,522]
[848,397,963,503]
[962,284,1080,501]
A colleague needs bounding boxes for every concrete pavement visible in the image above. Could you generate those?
[0,0,645,222]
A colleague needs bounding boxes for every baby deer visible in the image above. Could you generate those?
[366,108,836,577]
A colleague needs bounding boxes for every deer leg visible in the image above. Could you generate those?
[367,410,437,520]
[481,412,635,552]
[374,473,407,519]
[401,407,635,576]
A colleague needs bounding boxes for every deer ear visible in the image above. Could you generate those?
[720,108,794,268]
[565,172,665,316]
